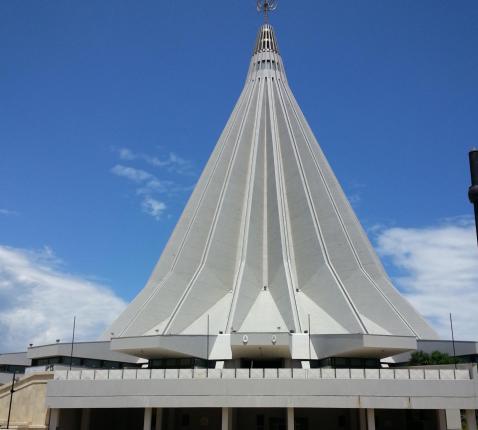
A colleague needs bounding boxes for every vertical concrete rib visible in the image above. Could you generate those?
[226,78,265,332]
[267,76,301,332]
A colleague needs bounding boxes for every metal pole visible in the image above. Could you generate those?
[308,314,311,362]
[206,314,210,374]
[468,149,478,245]
[69,315,76,370]
[6,370,16,429]
[450,313,457,370]
[474,204,478,245]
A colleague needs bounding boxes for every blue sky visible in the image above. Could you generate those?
[1,0,477,351]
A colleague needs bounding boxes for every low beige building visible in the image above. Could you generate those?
[0,373,52,429]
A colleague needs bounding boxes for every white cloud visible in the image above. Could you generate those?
[111,148,196,220]
[141,197,166,220]
[117,148,194,175]
[0,209,17,216]
[118,148,135,161]
[111,165,153,182]
[376,218,478,340]
[0,245,126,352]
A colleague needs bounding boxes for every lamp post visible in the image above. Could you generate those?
[6,370,16,429]
[469,149,478,245]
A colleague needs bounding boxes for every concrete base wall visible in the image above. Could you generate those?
[0,372,52,429]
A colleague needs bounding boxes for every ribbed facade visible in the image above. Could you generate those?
[106,25,438,341]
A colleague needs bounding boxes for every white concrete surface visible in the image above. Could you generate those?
[445,409,461,430]
[53,368,472,382]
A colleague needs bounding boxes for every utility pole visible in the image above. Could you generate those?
[206,314,210,375]
[450,313,457,370]
[69,315,76,370]
[468,149,478,245]
[6,370,16,429]
[308,314,311,362]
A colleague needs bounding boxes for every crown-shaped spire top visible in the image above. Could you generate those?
[253,23,279,55]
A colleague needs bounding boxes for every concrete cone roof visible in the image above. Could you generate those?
[106,24,438,342]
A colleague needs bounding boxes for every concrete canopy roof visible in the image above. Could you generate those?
[106,24,438,359]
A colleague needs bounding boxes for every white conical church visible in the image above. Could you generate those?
[106,24,437,361]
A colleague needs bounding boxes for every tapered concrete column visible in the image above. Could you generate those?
[155,408,163,430]
[144,408,152,430]
[80,408,91,430]
[466,410,477,430]
[445,409,462,430]
[359,409,367,430]
[49,409,60,430]
[366,409,375,430]
[287,407,294,430]
[222,407,232,430]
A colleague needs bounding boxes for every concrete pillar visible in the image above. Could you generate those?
[359,409,367,430]
[144,407,153,430]
[287,407,294,430]
[438,410,447,430]
[366,409,375,430]
[222,407,232,430]
[445,409,462,430]
[49,409,60,430]
[80,408,91,430]
[155,408,163,430]
[466,410,477,430]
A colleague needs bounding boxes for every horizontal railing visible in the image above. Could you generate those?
[54,367,471,382]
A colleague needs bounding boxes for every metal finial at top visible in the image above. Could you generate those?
[257,0,278,23]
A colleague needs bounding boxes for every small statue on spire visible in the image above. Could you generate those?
[257,0,278,23]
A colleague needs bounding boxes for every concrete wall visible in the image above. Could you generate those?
[47,374,478,410]
[0,372,52,428]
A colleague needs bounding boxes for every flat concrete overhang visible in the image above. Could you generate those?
[111,335,222,360]
[28,341,143,364]
[309,334,418,360]
[110,333,417,361]
[392,339,478,363]
[0,351,31,367]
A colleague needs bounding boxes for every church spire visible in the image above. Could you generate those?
[253,23,280,55]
